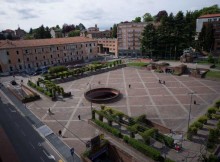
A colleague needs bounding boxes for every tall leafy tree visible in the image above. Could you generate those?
[133,17,141,22]
[156,10,168,22]
[111,24,117,38]
[141,23,156,57]
[142,13,153,22]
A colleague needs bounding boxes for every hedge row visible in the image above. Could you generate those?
[28,80,52,97]
[123,135,164,161]
[93,119,122,138]
[22,94,41,103]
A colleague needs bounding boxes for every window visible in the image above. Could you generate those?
[18,59,21,62]
[35,57,37,60]
[58,54,60,57]
[16,51,19,54]
[44,62,46,66]
[35,49,37,53]
[8,59,11,64]
[90,49,92,53]
[36,63,38,67]
[51,55,53,58]
[81,51,83,54]
[50,47,52,51]
[19,65,22,70]
[90,43,91,46]
[43,56,45,59]
[65,59,67,62]
[64,53,66,56]
[64,46,65,49]
[86,44,87,47]
[27,58,29,61]
[25,50,28,53]
[57,47,59,50]
[76,51,78,55]
[71,58,73,61]
[81,44,82,48]
[71,53,72,55]
[58,60,60,63]
[10,66,13,71]
[28,64,31,68]
[51,61,53,64]
[42,48,44,52]
[7,51,9,55]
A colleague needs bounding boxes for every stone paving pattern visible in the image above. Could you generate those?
[24,67,220,159]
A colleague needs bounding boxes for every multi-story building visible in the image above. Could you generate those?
[196,14,220,55]
[117,22,147,57]
[97,38,118,57]
[81,24,111,39]
[196,14,220,33]
[0,37,97,73]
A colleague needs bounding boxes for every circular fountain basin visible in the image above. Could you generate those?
[84,88,120,103]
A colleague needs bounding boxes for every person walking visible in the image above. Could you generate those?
[128,84,131,88]
[78,115,81,120]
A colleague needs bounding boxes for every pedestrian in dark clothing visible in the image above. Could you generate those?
[98,81,101,84]
[58,130,62,137]
[128,84,131,88]
[78,115,81,120]
[194,100,196,105]
[159,80,161,84]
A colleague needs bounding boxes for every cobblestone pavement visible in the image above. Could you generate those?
[5,67,220,161]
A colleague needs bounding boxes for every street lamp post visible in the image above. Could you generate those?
[187,92,196,132]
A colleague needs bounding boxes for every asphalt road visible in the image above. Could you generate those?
[0,90,63,162]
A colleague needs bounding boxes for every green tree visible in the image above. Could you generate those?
[29,28,33,34]
[133,17,141,22]
[68,30,80,37]
[111,24,117,38]
[142,13,153,22]
[141,23,157,57]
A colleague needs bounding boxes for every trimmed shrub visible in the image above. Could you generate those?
[191,121,203,129]
[207,107,217,115]
[188,126,198,135]
[156,133,174,148]
[215,100,220,108]
[135,114,146,123]
[198,115,208,124]
[212,114,220,120]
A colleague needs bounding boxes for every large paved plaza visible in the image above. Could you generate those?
[24,67,220,155]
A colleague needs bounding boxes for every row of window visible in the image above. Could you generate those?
[6,43,95,55]
[9,56,91,71]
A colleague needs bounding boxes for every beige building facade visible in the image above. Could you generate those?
[0,37,98,73]
[97,38,118,57]
[117,22,147,57]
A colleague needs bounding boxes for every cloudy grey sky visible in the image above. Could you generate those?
[0,0,219,32]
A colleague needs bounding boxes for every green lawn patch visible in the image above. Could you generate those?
[205,71,220,79]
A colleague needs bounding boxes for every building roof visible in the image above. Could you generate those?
[199,13,220,19]
[0,37,96,49]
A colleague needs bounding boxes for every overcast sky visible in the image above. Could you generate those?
[0,0,219,32]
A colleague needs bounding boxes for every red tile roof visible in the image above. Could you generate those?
[0,37,96,49]
[199,13,220,18]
